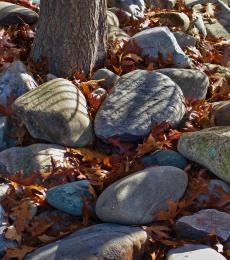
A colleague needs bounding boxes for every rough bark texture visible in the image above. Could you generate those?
[31,0,107,77]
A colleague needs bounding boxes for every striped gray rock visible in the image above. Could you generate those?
[95,70,186,142]
[96,166,188,225]
[211,100,230,126]
[178,127,230,183]
[13,78,94,147]
[0,1,38,25]
[25,224,148,260]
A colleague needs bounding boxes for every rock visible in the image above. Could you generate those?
[96,166,188,225]
[13,78,94,147]
[0,144,66,176]
[25,223,147,260]
[198,179,230,202]
[153,12,190,32]
[176,209,230,241]
[91,68,120,89]
[129,27,191,68]
[0,2,38,25]
[173,32,197,49]
[0,183,9,201]
[167,244,227,260]
[194,15,207,37]
[108,25,130,42]
[141,150,187,169]
[107,10,119,27]
[211,101,230,126]
[107,0,145,19]
[146,0,176,9]
[178,127,230,183]
[95,70,186,142]
[0,61,37,107]
[156,68,209,100]
[46,181,96,216]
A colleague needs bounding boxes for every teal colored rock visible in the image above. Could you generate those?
[178,127,230,183]
[141,150,187,169]
[46,181,96,216]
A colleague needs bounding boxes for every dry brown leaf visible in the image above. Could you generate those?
[5,226,22,244]
[4,245,34,260]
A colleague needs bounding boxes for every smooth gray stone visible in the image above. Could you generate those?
[129,27,191,68]
[194,15,207,37]
[25,223,148,260]
[0,2,38,25]
[108,0,145,18]
[156,68,209,100]
[173,32,197,49]
[0,144,66,176]
[96,166,188,225]
[211,100,230,126]
[13,78,94,147]
[176,209,230,241]
[95,70,186,142]
[0,183,9,201]
[107,10,119,27]
[108,25,130,42]
[167,244,227,260]
[0,61,37,107]
[46,181,96,216]
[178,127,230,183]
[91,68,120,89]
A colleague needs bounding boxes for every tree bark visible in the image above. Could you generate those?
[31,0,107,77]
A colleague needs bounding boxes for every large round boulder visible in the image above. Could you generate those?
[96,166,188,225]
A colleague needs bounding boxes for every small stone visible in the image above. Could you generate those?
[107,10,119,27]
[140,150,187,169]
[178,127,230,183]
[91,68,120,89]
[129,27,191,68]
[46,181,96,216]
[154,12,190,32]
[0,61,37,107]
[0,183,10,201]
[157,68,209,100]
[96,166,188,225]
[198,179,230,202]
[13,78,94,147]
[176,209,230,241]
[0,144,66,176]
[211,101,230,126]
[167,244,227,260]
[95,70,186,142]
[173,32,197,49]
[108,25,130,42]
[0,1,38,25]
[25,223,147,260]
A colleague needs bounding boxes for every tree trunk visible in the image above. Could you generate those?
[31,0,107,77]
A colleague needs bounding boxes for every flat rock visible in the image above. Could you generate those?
[140,150,187,169]
[0,61,37,107]
[108,25,130,42]
[211,101,230,126]
[173,32,197,49]
[25,223,148,260]
[157,68,209,100]
[167,244,227,260]
[95,70,186,142]
[0,144,66,176]
[129,27,191,68]
[96,166,188,225]
[46,181,96,216]
[0,1,38,25]
[91,68,120,90]
[13,78,94,147]
[178,127,230,183]
[176,209,230,241]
